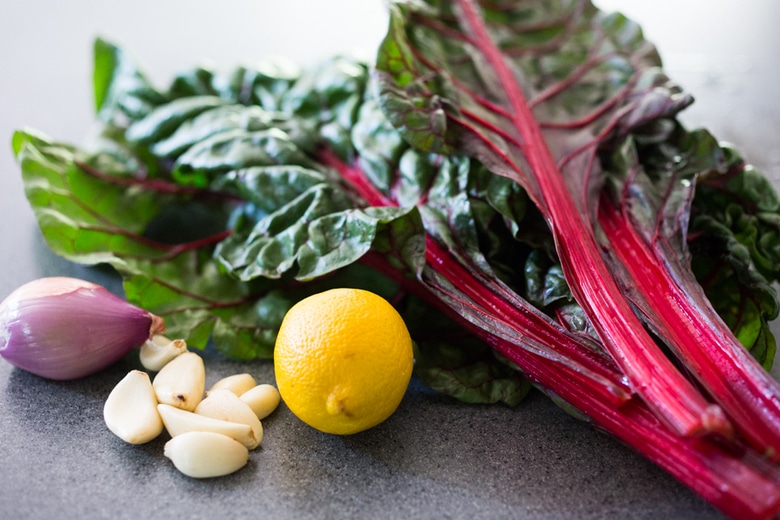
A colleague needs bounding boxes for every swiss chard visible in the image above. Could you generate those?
[373,0,780,465]
[599,127,780,458]
[374,0,728,439]
[14,44,535,402]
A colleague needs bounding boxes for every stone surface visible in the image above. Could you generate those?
[1,2,779,519]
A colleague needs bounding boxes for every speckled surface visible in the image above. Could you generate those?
[1,2,779,519]
[0,341,722,520]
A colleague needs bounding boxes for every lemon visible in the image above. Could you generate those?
[273,288,413,435]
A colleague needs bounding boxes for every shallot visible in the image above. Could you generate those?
[0,277,164,380]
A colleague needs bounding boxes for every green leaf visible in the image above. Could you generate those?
[119,248,257,351]
[694,145,780,284]
[280,56,369,157]
[93,38,167,122]
[219,62,301,109]
[415,340,531,407]
[524,250,571,308]
[689,218,778,369]
[126,96,229,144]
[168,66,220,98]
[281,56,367,128]
[214,165,425,281]
[173,128,315,187]
[375,0,689,200]
[152,105,275,158]
[14,130,169,259]
[13,130,271,357]
[351,98,409,191]
[412,334,531,408]
[374,3,458,155]
[406,297,531,407]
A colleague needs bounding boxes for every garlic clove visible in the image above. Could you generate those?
[195,389,263,449]
[104,370,163,444]
[209,373,257,397]
[139,335,187,372]
[152,351,205,411]
[157,404,257,448]
[240,384,281,420]
[163,431,249,479]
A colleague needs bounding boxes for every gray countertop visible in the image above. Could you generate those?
[2,2,779,519]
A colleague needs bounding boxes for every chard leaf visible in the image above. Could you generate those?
[214,168,425,281]
[403,295,531,407]
[689,147,780,368]
[93,38,167,122]
[689,215,777,369]
[348,96,515,277]
[126,96,229,144]
[280,56,369,158]
[168,67,221,98]
[168,61,301,109]
[12,129,173,261]
[173,128,315,187]
[694,145,780,284]
[152,105,276,158]
[375,0,688,215]
[218,62,301,110]
[12,128,412,360]
[374,0,714,432]
[117,248,273,359]
[351,99,409,191]
[414,340,531,407]
[468,164,530,241]
[12,130,250,352]
[524,249,571,308]
[12,45,434,361]
[556,303,601,343]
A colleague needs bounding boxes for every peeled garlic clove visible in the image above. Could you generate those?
[139,335,187,372]
[104,370,163,444]
[195,389,263,449]
[152,351,205,411]
[240,384,281,420]
[164,431,248,479]
[157,404,256,449]
[209,373,257,397]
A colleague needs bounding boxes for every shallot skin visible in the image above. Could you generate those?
[0,277,164,380]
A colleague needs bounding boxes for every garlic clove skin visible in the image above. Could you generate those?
[163,431,249,479]
[157,404,257,449]
[139,335,187,372]
[152,351,205,411]
[195,389,263,449]
[209,373,257,397]
[240,384,281,420]
[104,370,163,444]
[0,277,165,380]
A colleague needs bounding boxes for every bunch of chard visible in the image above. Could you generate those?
[11,1,780,517]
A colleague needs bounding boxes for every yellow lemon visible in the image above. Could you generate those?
[273,288,413,435]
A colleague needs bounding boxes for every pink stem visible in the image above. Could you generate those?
[453,0,730,438]
[599,194,780,461]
